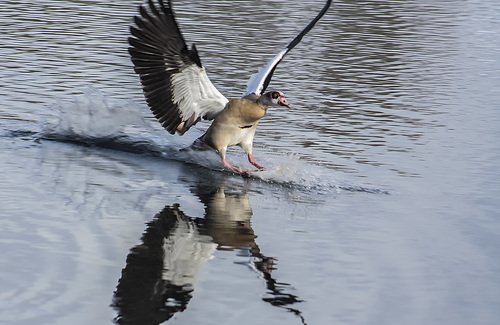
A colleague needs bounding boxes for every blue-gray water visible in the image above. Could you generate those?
[1,0,500,324]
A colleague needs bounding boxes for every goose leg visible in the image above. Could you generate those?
[219,147,247,174]
[247,153,264,170]
[223,158,246,174]
[241,141,264,170]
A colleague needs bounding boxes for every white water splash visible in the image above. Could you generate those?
[42,87,149,139]
[38,87,388,194]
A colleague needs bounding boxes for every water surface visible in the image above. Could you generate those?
[1,0,500,324]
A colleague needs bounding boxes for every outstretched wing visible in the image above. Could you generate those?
[244,0,332,96]
[129,0,228,135]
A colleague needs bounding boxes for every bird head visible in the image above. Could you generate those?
[260,91,290,108]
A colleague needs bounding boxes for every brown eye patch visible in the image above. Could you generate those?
[272,91,279,99]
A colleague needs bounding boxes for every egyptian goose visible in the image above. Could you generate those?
[129,0,331,174]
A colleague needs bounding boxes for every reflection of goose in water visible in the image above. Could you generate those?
[113,171,306,324]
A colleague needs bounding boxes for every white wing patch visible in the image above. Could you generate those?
[171,65,229,123]
[244,48,288,96]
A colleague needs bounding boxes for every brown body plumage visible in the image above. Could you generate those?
[201,95,269,172]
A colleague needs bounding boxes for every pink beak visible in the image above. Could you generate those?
[278,96,290,108]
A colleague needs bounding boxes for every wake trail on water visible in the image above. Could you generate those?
[25,88,388,194]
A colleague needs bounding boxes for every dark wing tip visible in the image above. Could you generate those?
[286,0,332,51]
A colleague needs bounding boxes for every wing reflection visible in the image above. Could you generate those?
[113,170,306,324]
[112,205,206,325]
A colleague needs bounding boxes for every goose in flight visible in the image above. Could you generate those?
[129,0,332,174]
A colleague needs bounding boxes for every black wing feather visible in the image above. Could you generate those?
[129,0,214,135]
